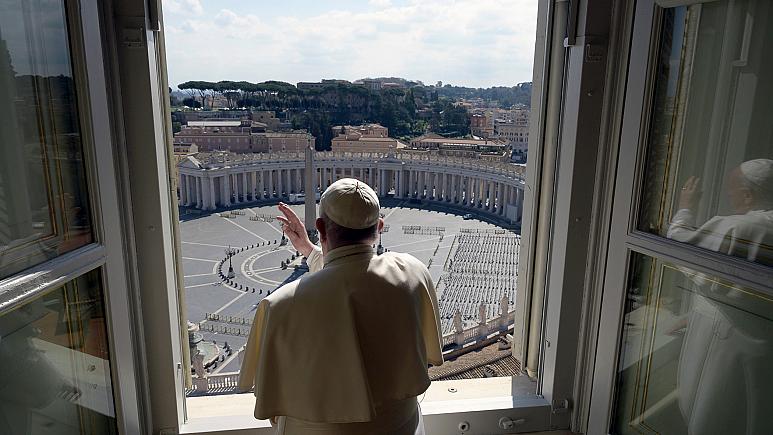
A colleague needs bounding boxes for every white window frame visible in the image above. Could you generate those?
[0,0,145,432]
[587,0,773,433]
[89,0,643,433]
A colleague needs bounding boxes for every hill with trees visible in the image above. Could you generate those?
[174,79,531,150]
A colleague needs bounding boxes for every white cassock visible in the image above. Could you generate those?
[238,244,443,435]
[667,208,773,435]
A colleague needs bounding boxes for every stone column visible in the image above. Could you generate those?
[446,174,457,202]
[193,177,202,209]
[497,183,505,215]
[251,171,258,201]
[268,170,275,198]
[207,177,215,209]
[258,171,265,200]
[277,169,284,198]
[478,178,485,208]
[466,177,473,206]
[178,174,186,205]
[488,181,495,211]
[428,172,434,200]
[220,175,229,206]
[233,174,241,204]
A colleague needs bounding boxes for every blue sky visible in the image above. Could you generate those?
[163,0,538,89]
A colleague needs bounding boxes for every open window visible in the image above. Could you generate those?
[8,0,742,434]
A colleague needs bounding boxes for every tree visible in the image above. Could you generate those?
[182,97,201,108]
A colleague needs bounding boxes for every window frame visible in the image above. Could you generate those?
[96,0,639,433]
[0,0,145,432]
[588,0,773,433]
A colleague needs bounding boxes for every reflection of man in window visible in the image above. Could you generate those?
[667,159,773,434]
[239,178,443,435]
[668,158,773,265]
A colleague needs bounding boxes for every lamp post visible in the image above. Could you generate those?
[225,245,236,279]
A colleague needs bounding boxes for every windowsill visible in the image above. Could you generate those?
[180,376,544,434]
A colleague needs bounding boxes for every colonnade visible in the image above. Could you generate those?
[178,167,306,210]
[178,152,525,223]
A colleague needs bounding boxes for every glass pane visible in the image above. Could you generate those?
[0,269,117,434]
[613,252,773,434]
[638,2,773,267]
[0,0,93,279]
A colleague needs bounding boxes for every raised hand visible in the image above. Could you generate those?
[678,176,702,210]
[276,203,314,257]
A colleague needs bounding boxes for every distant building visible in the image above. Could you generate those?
[297,80,350,91]
[332,124,389,138]
[173,119,312,153]
[297,82,326,91]
[358,79,382,91]
[493,109,529,153]
[470,113,494,138]
[173,142,198,155]
[330,124,405,153]
[409,135,509,162]
[252,132,314,153]
[171,110,250,124]
[321,79,351,85]
[250,111,280,131]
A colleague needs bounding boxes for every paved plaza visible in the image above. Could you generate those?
[180,199,519,374]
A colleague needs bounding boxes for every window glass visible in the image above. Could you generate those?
[0,0,93,279]
[0,269,117,434]
[613,252,773,434]
[638,2,773,267]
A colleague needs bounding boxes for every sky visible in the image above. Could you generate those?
[163,0,538,90]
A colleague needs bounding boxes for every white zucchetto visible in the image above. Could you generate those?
[740,158,773,193]
[319,178,380,229]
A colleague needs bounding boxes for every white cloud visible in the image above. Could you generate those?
[163,0,203,16]
[369,0,393,8]
[164,0,538,88]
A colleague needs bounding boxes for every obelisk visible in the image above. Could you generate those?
[304,143,318,243]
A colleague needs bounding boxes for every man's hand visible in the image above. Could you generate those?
[276,202,314,257]
[678,176,702,210]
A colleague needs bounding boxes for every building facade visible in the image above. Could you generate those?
[173,120,313,153]
[330,124,405,153]
[177,151,525,224]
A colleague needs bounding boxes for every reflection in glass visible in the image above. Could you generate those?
[0,0,93,279]
[0,269,117,434]
[613,253,773,435]
[638,2,773,267]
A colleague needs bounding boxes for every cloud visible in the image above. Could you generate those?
[163,0,203,16]
[369,0,393,8]
[164,0,538,88]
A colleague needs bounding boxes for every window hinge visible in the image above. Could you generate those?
[551,398,572,414]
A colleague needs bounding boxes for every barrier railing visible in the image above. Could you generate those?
[190,306,514,396]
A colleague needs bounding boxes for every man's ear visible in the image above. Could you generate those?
[315,218,326,240]
[377,218,384,233]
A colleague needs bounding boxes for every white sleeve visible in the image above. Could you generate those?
[667,208,697,242]
[306,246,324,273]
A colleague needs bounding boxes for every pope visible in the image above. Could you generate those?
[238,178,443,435]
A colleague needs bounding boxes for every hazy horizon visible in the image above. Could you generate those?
[163,0,538,90]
